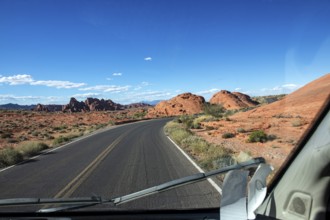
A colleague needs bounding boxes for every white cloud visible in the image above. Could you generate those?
[0,74,34,85]
[235,88,242,91]
[30,80,86,89]
[196,88,219,95]
[0,74,86,89]
[71,93,101,98]
[106,77,112,81]
[282,84,299,89]
[0,94,41,102]
[144,57,152,61]
[250,83,301,96]
[134,81,151,90]
[79,85,130,93]
[118,90,172,103]
[112,73,122,76]
[141,81,150,86]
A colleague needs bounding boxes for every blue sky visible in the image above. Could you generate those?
[0,0,329,104]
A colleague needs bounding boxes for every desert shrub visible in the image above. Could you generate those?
[205,126,215,130]
[203,103,225,118]
[224,117,231,121]
[237,128,246,133]
[178,115,195,129]
[1,132,12,139]
[224,109,239,117]
[196,115,217,122]
[53,125,68,131]
[222,133,235,139]
[19,135,29,141]
[7,138,18,143]
[267,134,277,141]
[18,142,49,157]
[133,111,147,119]
[292,119,303,127]
[171,129,191,144]
[31,131,40,137]
[165,119,236,171]
[192,121,201,129]
[0,147,23,168]
[95,123,107,130]
[248,130,268,143]
[200,148,234,170]
[53,136,70,145]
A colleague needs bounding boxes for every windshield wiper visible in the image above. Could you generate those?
[0,157,265,213]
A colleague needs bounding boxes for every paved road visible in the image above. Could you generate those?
[0,119,220,212]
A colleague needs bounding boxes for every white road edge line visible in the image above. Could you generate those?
[167,136,222,195]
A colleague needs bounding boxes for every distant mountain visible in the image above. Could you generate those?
[141,100,163,106]
[0,98,154,112]
[0,103,36,110]
[125,103,152,109]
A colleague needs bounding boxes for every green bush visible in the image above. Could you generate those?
[53,136,69,145]
[0,147,23,168]
[192,122,201,129]
[222,133,235,139]
[18,142,49,157]
[237,128,246,133]
[177,115,195,129]
[248,130,268,143]
[203,103,225,118]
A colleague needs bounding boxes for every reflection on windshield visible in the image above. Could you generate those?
[0,0,329,213]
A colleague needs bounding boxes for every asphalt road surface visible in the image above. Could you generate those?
[0,118,220,212]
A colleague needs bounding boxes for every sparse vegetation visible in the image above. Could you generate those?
[248,130,268,143]
[1,132,12,139]
[267,134,277,141]
[222,132,235,139]
[165,120,234,171]
[203,103,225,118]
[237,127,246,133]
[253,94,286,104]
[18,142,49,157]
[292,119,303,127]
[52,133,81,146]
[0,147,23,168]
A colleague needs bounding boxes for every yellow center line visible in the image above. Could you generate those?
[53,131,128,199]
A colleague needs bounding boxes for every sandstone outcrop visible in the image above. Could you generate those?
[210,90,258,110]
[147,93,205,117]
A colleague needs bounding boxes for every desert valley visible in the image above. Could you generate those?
[1,74,329,171]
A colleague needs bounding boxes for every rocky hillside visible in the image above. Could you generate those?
[147,93,205,117]
[34,104,63,112]
[62,97,125,112]
[238,73,330,119]
[210,90,259,110]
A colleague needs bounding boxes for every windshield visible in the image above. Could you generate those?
[0,0,329,213]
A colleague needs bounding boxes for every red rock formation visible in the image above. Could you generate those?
[85,98,124,111]
[147,93,205,117]
[62,98,89,112]
[34,104,49,112]
[238,73,330,119]
[210,90,258,110]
